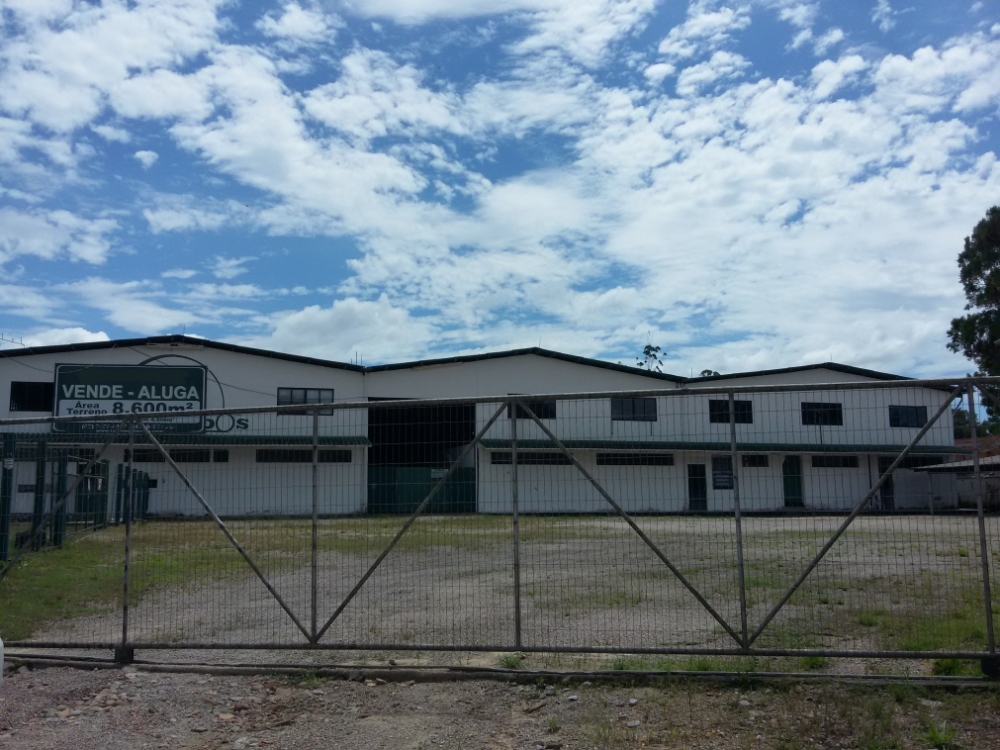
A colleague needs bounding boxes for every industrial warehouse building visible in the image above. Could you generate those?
[0,335,961,522]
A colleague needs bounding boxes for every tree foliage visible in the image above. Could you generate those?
[947,206,1000,373]
[636,344,663,372]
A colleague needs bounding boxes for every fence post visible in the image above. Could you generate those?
[967,386,998,676]
[52,450,67,547]
[31,439,47,552]
[0,434,13,564]
[117,418,135,665]
[729,391,749,648]
[510,399,523,649]
[311,407,319,643]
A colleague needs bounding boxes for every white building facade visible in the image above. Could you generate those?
[0,335,960,522]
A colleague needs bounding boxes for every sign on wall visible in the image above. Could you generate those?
[53,364,206,433]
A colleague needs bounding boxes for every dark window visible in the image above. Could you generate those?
[688,464,707,510]
[17,484,36,493]
[811,455,859,468]
[255,449,351,463]
[712,456,734,489]
[213,449,229,463]
[889,405,927,428]
[708,399,753,424]
[147,479,158,489]
[597,452,673,466]
[610,397,657,422]
[742,454,769,468]
[490,451,572,465]
[169,449,211,463]
[507,400,557,420]
[801,402,843,426]
[124,449,165,463]
[277,388,334,415]
[9,381,54,412]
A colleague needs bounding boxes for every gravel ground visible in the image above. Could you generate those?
[2,662,1000,749]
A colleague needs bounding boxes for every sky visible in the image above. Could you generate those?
[1,0,999,377]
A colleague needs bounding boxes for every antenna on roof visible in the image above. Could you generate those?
[0,333,25,347]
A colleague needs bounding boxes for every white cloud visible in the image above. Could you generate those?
[22,327,110,347]
[657,5,751,61]
[134,150,158,169]
[0,208,117,265]
[0,0,225,132]
[872,0,895,33]
[813,27,844,55]
[644,62,676,84]
[811,55,868,100]
[61,278,202,334]
[248,294,435,362]
[676,51,750,96]
[90,124,131,143]
[256,2,339,47]
[211,255,254,279]
[162,268,198,279]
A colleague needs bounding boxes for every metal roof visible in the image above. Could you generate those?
[0,335,916,386]
[479,439,963,454]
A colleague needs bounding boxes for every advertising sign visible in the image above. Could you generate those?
[54,364,206,433]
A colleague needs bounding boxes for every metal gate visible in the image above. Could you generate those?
[1,378,998,675]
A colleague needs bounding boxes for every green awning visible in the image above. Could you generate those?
[478,439,965,454]
[0,432,370,447]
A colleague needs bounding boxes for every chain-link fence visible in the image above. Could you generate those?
[1,378,998,675]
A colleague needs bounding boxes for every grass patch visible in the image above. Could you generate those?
[498,653,524,669]
[799,655,828,671]
[923,720,958,749]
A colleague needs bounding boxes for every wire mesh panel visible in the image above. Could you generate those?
[1,379,999,675]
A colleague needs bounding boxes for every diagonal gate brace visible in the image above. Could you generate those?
[313,401,509,644]
[139,422,313,642]
[516,400,745,647]
[746,384,964,647]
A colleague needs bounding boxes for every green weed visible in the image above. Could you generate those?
[923,720,958,749]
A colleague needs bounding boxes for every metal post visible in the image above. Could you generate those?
[114,463,124,525]
[967,386,997,663]
[729,391,749,648]
[52,450,67,547]
[311,408,319,643]
[118,418,135,665]
[31,439,47,552]
[0,434,13,563]
[510,399,523,649]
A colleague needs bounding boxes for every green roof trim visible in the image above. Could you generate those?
[0,432,370,447]
[478,439,964,454]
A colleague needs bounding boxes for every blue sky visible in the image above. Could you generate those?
[1,0,999,377]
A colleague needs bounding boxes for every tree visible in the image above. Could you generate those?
[699,369,721,377]
[947,206,1000,373]
[636,344,663,372]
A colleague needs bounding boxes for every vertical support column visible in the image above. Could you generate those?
[52,450,67,547]
[968,387,997,671]
[114,463,124,526]
[117,419,135,665]
[311,408,319,643]
[510,400,522,649]
[729,391,749,648]
[0,434,14,563]
[31,439,47,552]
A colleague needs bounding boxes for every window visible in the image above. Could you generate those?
[712,456,734,489]
[213,449,229,463]
[490,451,572,465]
[811,455,859,468]
[507,399,557,420]
[9,381,54,412]
[123,449,165,463]
[801,402,843,426]
[255,449,351,463]
[169,449,211,463]
[277,388,334,415]
[708,399,753,424]
[610,397,657,422]
[742,454,769,468]
[597,452,673,466]
[889,405,927,428]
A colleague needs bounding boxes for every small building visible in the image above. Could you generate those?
[0,335,959,520]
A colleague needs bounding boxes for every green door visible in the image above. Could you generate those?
[783,456,804,507]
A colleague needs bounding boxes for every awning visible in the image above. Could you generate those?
[478,439,963,454]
